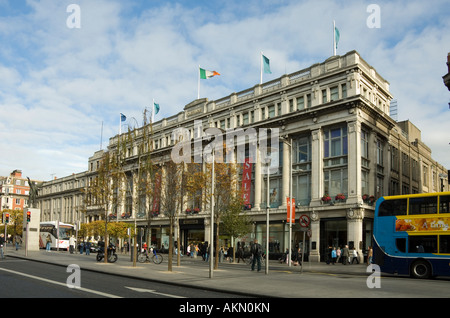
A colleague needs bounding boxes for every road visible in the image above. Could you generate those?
[0,257,247,298]
[2,249,450,301]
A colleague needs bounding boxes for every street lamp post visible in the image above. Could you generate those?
[203,127,225,279]
[266,159,270,274]
[281,137,293,266]
[210,149,215,278]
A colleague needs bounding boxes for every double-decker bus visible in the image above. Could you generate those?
[39,221,75,251]
[373,192,450,278]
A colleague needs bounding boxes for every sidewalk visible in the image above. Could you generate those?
[4,247,368,298]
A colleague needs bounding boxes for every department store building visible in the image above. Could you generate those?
[38,50,448,262]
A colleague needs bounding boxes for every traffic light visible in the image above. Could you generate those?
[5,213,9,224]
[26,211,31,223]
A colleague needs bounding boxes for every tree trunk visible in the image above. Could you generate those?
[168,219,173,272]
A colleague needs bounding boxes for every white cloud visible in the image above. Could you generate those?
[0,0,449,181]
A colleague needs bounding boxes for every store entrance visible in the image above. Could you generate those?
[182,229,204,253]
[320,218,347,262]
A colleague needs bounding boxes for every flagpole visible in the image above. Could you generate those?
[119,114,121,135]
[333,20,336,56]
[198,65,200,99]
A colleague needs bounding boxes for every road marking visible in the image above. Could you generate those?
[0,267,122,298]
[125,286,186,298]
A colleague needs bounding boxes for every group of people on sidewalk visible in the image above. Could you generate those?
[1,234,23,257]
[326,245,373,265]
[68,235,92,255]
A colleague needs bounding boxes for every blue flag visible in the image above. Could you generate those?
[154,102,160,115]
[120,113,126,122]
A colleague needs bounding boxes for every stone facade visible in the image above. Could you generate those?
[37,50,449,262]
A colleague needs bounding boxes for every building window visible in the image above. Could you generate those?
[324,168,348,198]
[322,89,327,103]
[324,126,348,158]
[376,139,384,167]
[293,174,311,206]
[294,136,311,164]
[376,175,384,198]
[391,146,399,172]
[361,129,369,162]
[297,96,305,110]
[402,152,410,177]
[307,94,312,107]
[412,159,419,182]
[330,86,339,101]
[341,83,347,98]
[268,105,275,118]
[361,169,369,196]
[423,165,428,186]
[243,112,249,125]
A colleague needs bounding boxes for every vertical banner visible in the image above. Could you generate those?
[287,197,295,223]
[242,158,252,205]
[152,173,161,212]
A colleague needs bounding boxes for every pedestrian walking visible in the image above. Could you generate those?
[85,240,91,255]
[336,247,341,263]
[251,239,262,272]
[15,235,22,250]
[69,235,76,254]
[367,246,373,265]
[236,242,245,263]
[351,248,360,264]
[342,245,350,265]
[227,245,233,263]
[0,234,5,259]
[331,247,337,265]
[46,234,52,252]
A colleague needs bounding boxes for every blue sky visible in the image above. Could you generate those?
[0,0,449,181]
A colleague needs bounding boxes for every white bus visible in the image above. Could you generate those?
[39,221,75,251]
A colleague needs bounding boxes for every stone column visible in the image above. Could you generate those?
[347,208,364,263]
[347,120,361,204]
[281,141,290,208]
[309,210,320,262]
[310,129,323,205]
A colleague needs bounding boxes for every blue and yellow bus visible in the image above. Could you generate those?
[373,192,450,279]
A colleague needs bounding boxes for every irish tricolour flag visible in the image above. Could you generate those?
[199,67,220,79]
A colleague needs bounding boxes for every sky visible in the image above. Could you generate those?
[0,0,449,181]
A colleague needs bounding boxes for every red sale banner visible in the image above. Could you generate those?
[287,197,295,223]
[242,158,252,205]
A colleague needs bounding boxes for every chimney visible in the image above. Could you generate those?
[11,169,22,177]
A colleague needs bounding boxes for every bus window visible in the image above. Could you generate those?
[378,199,407,216]
[408,236,437,253]
[439,195,450,213]
[395,238,406,253]
[439,236,450,254]
[409,197,437,215]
